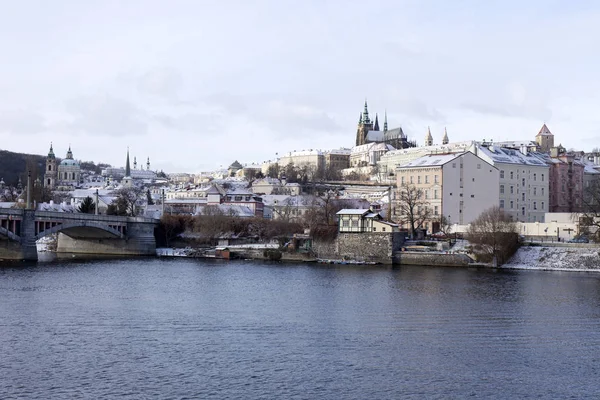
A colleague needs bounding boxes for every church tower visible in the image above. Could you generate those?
[355,100,373,146]
[425,127,433,146]
[44,143,57,189]
[536,124,554,153]
[442,127,449,145]
[122,148,133,187]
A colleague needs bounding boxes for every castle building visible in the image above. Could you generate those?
[355,101,416,150]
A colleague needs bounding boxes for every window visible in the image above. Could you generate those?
[500,185,505,194]
[522,207,525,216]
[533,201,537,210]
[452,163,456,168]
[542,201,545,210]
[373,227,376,232]
[434,175,439,183]
[477,164,481,169]
[510,201,514,209]
[510,171,514,179]
[351,220,359,227]
[410,176,413,184]
[434,190,438,199]
[533,187,537,196]
[471,194,475,198]
[450,192,453,196]
[342,220,349,227]
[425,190,429,199]
[510,186,514,194]
[434,206,439,215]
[401,176,405,184]
[522,178,525,187]
[541,188,544,196]
[48,165,51,171]
[425,175,429,184]
[534,173,537,181]
[541,174,545,182]
[500,170,505,179]
[522,193,525,201]
[500,200,505,208]
[382,227,386,232]
[418,176,421,184]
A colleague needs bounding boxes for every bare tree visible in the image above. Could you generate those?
[395,184,432,238]
[578,179,600,241]
[110,186,143,216]
[436,215,453,236]
[467,206,518,265]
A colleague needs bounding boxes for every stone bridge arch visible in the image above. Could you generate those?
[34,221,125,241]
[0,226,20,242]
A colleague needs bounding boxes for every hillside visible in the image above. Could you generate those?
[0,149,46,186]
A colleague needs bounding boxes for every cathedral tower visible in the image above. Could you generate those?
[442,127,449,145]
[355,100,374,146]
[425,127,433,146]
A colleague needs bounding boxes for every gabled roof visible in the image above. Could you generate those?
[536,123,553,137]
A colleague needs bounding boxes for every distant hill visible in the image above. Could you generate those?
[0,149,46,186]
[0,149,112,187]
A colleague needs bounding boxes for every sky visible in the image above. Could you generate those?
[1,0,600,173]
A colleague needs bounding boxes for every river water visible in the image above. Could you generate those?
[1,258,600,399]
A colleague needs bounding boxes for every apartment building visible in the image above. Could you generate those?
[396,152,499,228]
[475,144,549,222]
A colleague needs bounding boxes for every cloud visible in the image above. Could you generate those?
[137,67,183,99]
[153,112,223,133]
[0,109,46,135]
[62,95,148,136]
[257,100,341,133]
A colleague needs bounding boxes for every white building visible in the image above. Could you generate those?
[396,152,499,227]
[475,143,549,222]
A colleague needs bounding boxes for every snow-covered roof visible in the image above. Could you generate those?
[477,145,548,167]
[336,208,370,215]
[399,153,462,168]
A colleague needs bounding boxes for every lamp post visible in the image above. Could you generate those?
[95,189,99,215]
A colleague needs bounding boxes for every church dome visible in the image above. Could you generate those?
[60,159,79,167]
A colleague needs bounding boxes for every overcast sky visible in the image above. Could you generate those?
[1,0,599,172]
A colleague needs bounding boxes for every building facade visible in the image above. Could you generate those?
[396,152,499,228]
[475,144,549,222]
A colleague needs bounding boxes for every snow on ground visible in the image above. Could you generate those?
[504,245,600,272]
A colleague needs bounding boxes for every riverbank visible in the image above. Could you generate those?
[503,244,600,272]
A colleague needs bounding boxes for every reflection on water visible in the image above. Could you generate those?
[1,258,599,399]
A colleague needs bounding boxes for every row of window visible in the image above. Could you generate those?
[500,170,545,182]
[401,175,439,184]
[500,185,545,196]
[500,200,544,211]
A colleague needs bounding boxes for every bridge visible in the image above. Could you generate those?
[0,208,159,261]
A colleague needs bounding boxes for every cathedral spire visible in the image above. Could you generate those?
[66,145,73,160]
[125,148,131,177]
[383,111,388,131]
[425,126,433,146]
[147,157,150,171]
[373,113,380,131]
[442,127,449,145]
[362,99,370,124]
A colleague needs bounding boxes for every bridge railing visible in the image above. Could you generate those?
[34,211,159,224]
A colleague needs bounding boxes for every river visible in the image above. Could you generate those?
[1,258,600,399]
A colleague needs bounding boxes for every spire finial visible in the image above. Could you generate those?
[125,148,131,177]
[383,110,388,131]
